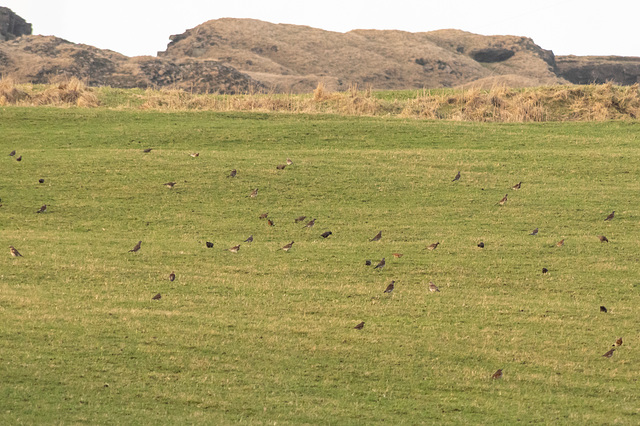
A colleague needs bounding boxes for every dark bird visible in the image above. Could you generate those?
[365,260,372,266]
[36,204,47,213]
[189,153,199,157]
[491,369,503,380]
[281,241,294,252]
[429,281,440,292]
[9,150,15,156]
[512,182,522,190]
[600,305,607,313]
[229,245,240,253]
[249,188,258,198]
[392,253,403,258]
[38,179,44,183]
[9,246,22,257]
[384,280,395,293]
[604,211,615,221]
[320,231,332,238]
[259,212,269,219]
[426,242,440,251]
[164,182,176,188]
[267,219,275,227]
[276,164,286,170]
[556,239,565,247]
[152,293,162,300]
[304,219,316,228]
[529,228,539,236]
[354,321,365,330]
[294,215,306,223]
[477,242,485,248]
[373,258,386,270]
[370,231,382,242]
[129,241,142,252]
[452,171,461,182]
[497,194,508,205]
[228,169,237,178]
[206,241,214,248]
[602,348,615,358]
[598,235,609,242]
[142,148,152,153]
[16,155,22,162]
[542,268,548,274]
[616,337,623,347]
[169,272,175,282]
[286,158,293,165]
[244,235,254,243]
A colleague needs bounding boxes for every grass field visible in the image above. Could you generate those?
[1,107,640,424]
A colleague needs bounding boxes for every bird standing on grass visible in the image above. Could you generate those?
[556,239,565,247]
[600,305,608,313]
[304,219,316,228]
[604,211,615,221]
[281,241,294,252]
[354,322,365,330]
[529,228,538,236]
[9,150,15,156]
[16,156,22,161]
[129,241,142,253]
[392,253,403,258]
[428,282,440,292]
[491,369,503,379]
[228,169,237,178]
[602,349,615,358]
[294,215,306,223]
[615,337,623,347]
[370,231,382,242]
[497,194,508,205]
[152,293,162,300]
[286,158,293,165]
[229,245,240,253]
[244,235,254,243]
[452,171,461,182]
[512,182,522,190]
[276,164,286,170]
[267,219,275,227]
[426,242,440,251]
[477,242,485,248]
[206,241,214,248]
[259,213,269,219]
[320,231,332,238]
[9,246,22,257]
[384,281,395,293]
[598,235,609,242]
[190,153,199,157]
[36,204,47,213]
[142,148,152,153]
[250,188,258,198]
[164,182,176,189]
[169,272,175,282]
[542,268,549,274]
[374,258,386,270]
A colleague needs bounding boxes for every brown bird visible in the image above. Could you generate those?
[229,245,240,253]
[189,152,199,157]
[477,242,485,248]
[16,155,22,161]
[598,235,609,242]
[370,231,382,242]
[152,293,162,300]
[512,182,522,190]
[320,231,332,238]
[9,246,22,257]
[604,211,615,221]
[249,188,258,198]
[164,182,176,188]
[244,235,254,243]
[354,321,365,330]
[259,212,269,219]
[169,272,175,282]
[206,241,214,248]
[497,194,508,205]
[373,258,386,270]
[542,268,548,274]
[267,219,275,227]
[36,204,47,213]
[281,241,294,252]
[129,241,142,252]
[428,281,440,292]
[426,242,440,251]
[384,280,395,293]
[365,260,372,266]
[9,150,15,156]
[276,164,286,170]
[529,228,539,236]
[294,215,306,223]
[602,348,615,358]
[228,169,237,178]
[286,158,293,165]
[491,369,503,380]
[452,171,460,182]
[615,337,623,347]
[304,219,316,228]
[556,239,565,247]
[142,148,152,153]
[392,253,403,258]
[600,305,607,313]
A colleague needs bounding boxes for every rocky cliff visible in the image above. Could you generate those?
[0,6,31,41]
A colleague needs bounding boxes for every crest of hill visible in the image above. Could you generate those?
[159,18,566,92]
[0,7,31,41]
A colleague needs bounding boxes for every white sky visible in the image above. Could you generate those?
[3,0,639,58]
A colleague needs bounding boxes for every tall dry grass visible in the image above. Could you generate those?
[0,77,100,107]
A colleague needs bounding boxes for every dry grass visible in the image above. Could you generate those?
[0,77,100,107]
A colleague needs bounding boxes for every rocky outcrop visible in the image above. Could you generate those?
[556,56,640,85]
[0,7,31,41]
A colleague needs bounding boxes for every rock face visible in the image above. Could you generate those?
[556,56,640,85]
[0,7,31,41]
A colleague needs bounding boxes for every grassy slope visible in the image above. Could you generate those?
[1,108,639,424]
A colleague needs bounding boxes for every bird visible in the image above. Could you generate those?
[276,164,286,170]
[600,305,608,313]
[294,215,306,223]
[529,228,539,236]
[452,171,460,182]
[392,253,403,258]
[286,158,293,165]
[616,337,623,347]
[169,272,175,282]
[9,150,15,156]
[189,153,199,157]
[370,231,382,242]
[36,204,47,213]
[384,280,395,293]
[556,239,565,247]
[142,148,152,153]
[228,169,237,178]
[428,282,440,292]
[598,235,609,242]
[373,258,386,270]
[497,194,508,205]
[542,268,549,274]
[477,242,485,248]
[602,349,615,358]
[16,156,22,162]
[320,231,332,238]
[365,260,372,266]
[249,188,258,198]
[512,182,522,190]
[304,219,316,228]
[129,241,142,252]
[426,242,440,251]
[38,179,44,183]
[604,211,615,221]
[281,241,294,252]
[491,369,503,380]
[267,219,275,227]
[354,322,365,330]
[229,245,240,253]
[244,235,254,243]
[259,213,269,219]
[206,241,214,248]
[9,246,22,257]
[152,293,162,300]
[164,182,176,188]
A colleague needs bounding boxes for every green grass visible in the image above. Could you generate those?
[1,107,640,424]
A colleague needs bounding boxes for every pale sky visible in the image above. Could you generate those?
[3,0,639,58]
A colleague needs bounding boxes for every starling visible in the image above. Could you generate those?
[428,281,440,292]
[616,337,623,347]
[365,260,372,266]
[9,150,15,156]
[304,219,316,228]
[250,188,258,198]
[370,231,382,242]
[491,369,503,380]
[373,258,386,270]
[354,321,365,330]
[529,228,539,236]
[556,239,565,247]
[152,293,162,300]
[9,246,22,257]
[600,305,607,313]
[598,235,609,242]
[604,211,615,221]
[320,231,332,238]
[16,156,22,162]
[206,241,214,248]
[38,179,44,183]
[36,204,47,213]
[142,148,152,153]
[169,272,175,282]
[477,242,485,248]
[426,242,440,251]
[190,153,199,157]
[452,171,460,182]
[259,213,269,219]
[384,280,395,293]
[164,182,176,188]
[276,164,286,170]
[497,194,508,205]
[267,219,275,227]
[229,245,240,253]
[392,253,403,258]
[244,235,254,243]
[228,169,237,178]
[512,182,522,190]
[286,158,293,165]
[542,268,548,274]
[602,348,615,358]
[129,241,142,252]
[294,215,306,223]
[281,241,294,252]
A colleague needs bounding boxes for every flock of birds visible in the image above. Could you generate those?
[6,149,625,380]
